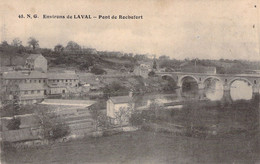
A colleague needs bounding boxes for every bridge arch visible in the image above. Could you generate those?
[161,75,174,80]
[202,76,223,85]
[228,77,253,87]
[178,75,199,87]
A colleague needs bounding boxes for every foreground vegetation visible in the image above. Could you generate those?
[2,130,260,164]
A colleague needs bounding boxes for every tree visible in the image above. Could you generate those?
[35,106,70,140]
[159,55,170,61]
[89,108,102,131]
[1,40,9,47]
[91,66,106,75]
[103,82,129,98]
[7,117,21,130]
[11,38,22,47]
[148,71,155,77]
[28,37,39,49]
[152,60,157,70]
[54,44,64,53]
[65,41,81,52]
[114,105,133,128]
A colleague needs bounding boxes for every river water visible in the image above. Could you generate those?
[136,80,254,107]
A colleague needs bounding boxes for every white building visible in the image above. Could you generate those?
[107,95,134,125]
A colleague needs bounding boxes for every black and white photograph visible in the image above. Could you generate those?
[0,0,260,163]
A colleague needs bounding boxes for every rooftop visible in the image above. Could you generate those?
[26,54,44,61]
[47,72,78,80]
[18,83,44,91]
[109,96,133,104]
[2,71,47,79]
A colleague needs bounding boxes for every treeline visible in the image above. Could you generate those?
[157,56,260,74]
[1,38,260,74]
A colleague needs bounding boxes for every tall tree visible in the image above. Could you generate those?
[54,44,64,53]
[153,60,157,69]
[65,41,81,52]
[28,37,39,50]
[1,40,9,47]
[11,38,22,47]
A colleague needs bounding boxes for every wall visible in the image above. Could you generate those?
[49,87,67,95]
[34,56,48,73]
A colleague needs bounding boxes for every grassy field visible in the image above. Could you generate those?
[2,130,260,164]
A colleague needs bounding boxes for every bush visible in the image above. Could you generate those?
[48,123,70,140]
[7,117,21,130]
[91,66,107,75]
[148,71,155,77]
[129,112,143,126]
[103,82,129,98]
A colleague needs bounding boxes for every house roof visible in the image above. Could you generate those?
[109,96,133,104]
[18,83,45,91]
[26,54,43,60]
[47,72,78,80]
[47,84,67,88]
[2,71,47,79]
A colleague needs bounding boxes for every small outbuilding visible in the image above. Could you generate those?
[107,94,134,125]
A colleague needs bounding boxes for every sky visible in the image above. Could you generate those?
[0,0,260,60]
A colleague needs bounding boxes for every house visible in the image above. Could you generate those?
[107,93,134,125]
[47,71,79,88]
[1,71,47,104]
[8,83,45,105]
[25,54,48,73]
[133,63,153,78]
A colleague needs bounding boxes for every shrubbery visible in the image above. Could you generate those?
[7,117,21,130]
[35,106,70,140]
[103,82,129,98]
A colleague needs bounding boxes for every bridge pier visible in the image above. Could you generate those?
[222,90,232,103]
[198,83,205,90]
[223,84,230,91]
[176,88,183,101]
[253,85,259,94]
[198,89,205,100]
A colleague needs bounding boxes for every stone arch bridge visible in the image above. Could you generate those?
[157,72,260,93]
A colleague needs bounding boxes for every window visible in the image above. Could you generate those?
[57,80,59,82]
[66,80,68,82]
[254,80,257,84]
[225,79,227,83]
[30,80,32,83]
[43,80,45,83]
[39,80,41,83]
[25,91,28,94]
[31,91,34,94]
[37,90,40,93]
[74,79,76,82]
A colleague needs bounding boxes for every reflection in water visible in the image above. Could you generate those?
[230,80,252,101]
[204,79,223,101]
